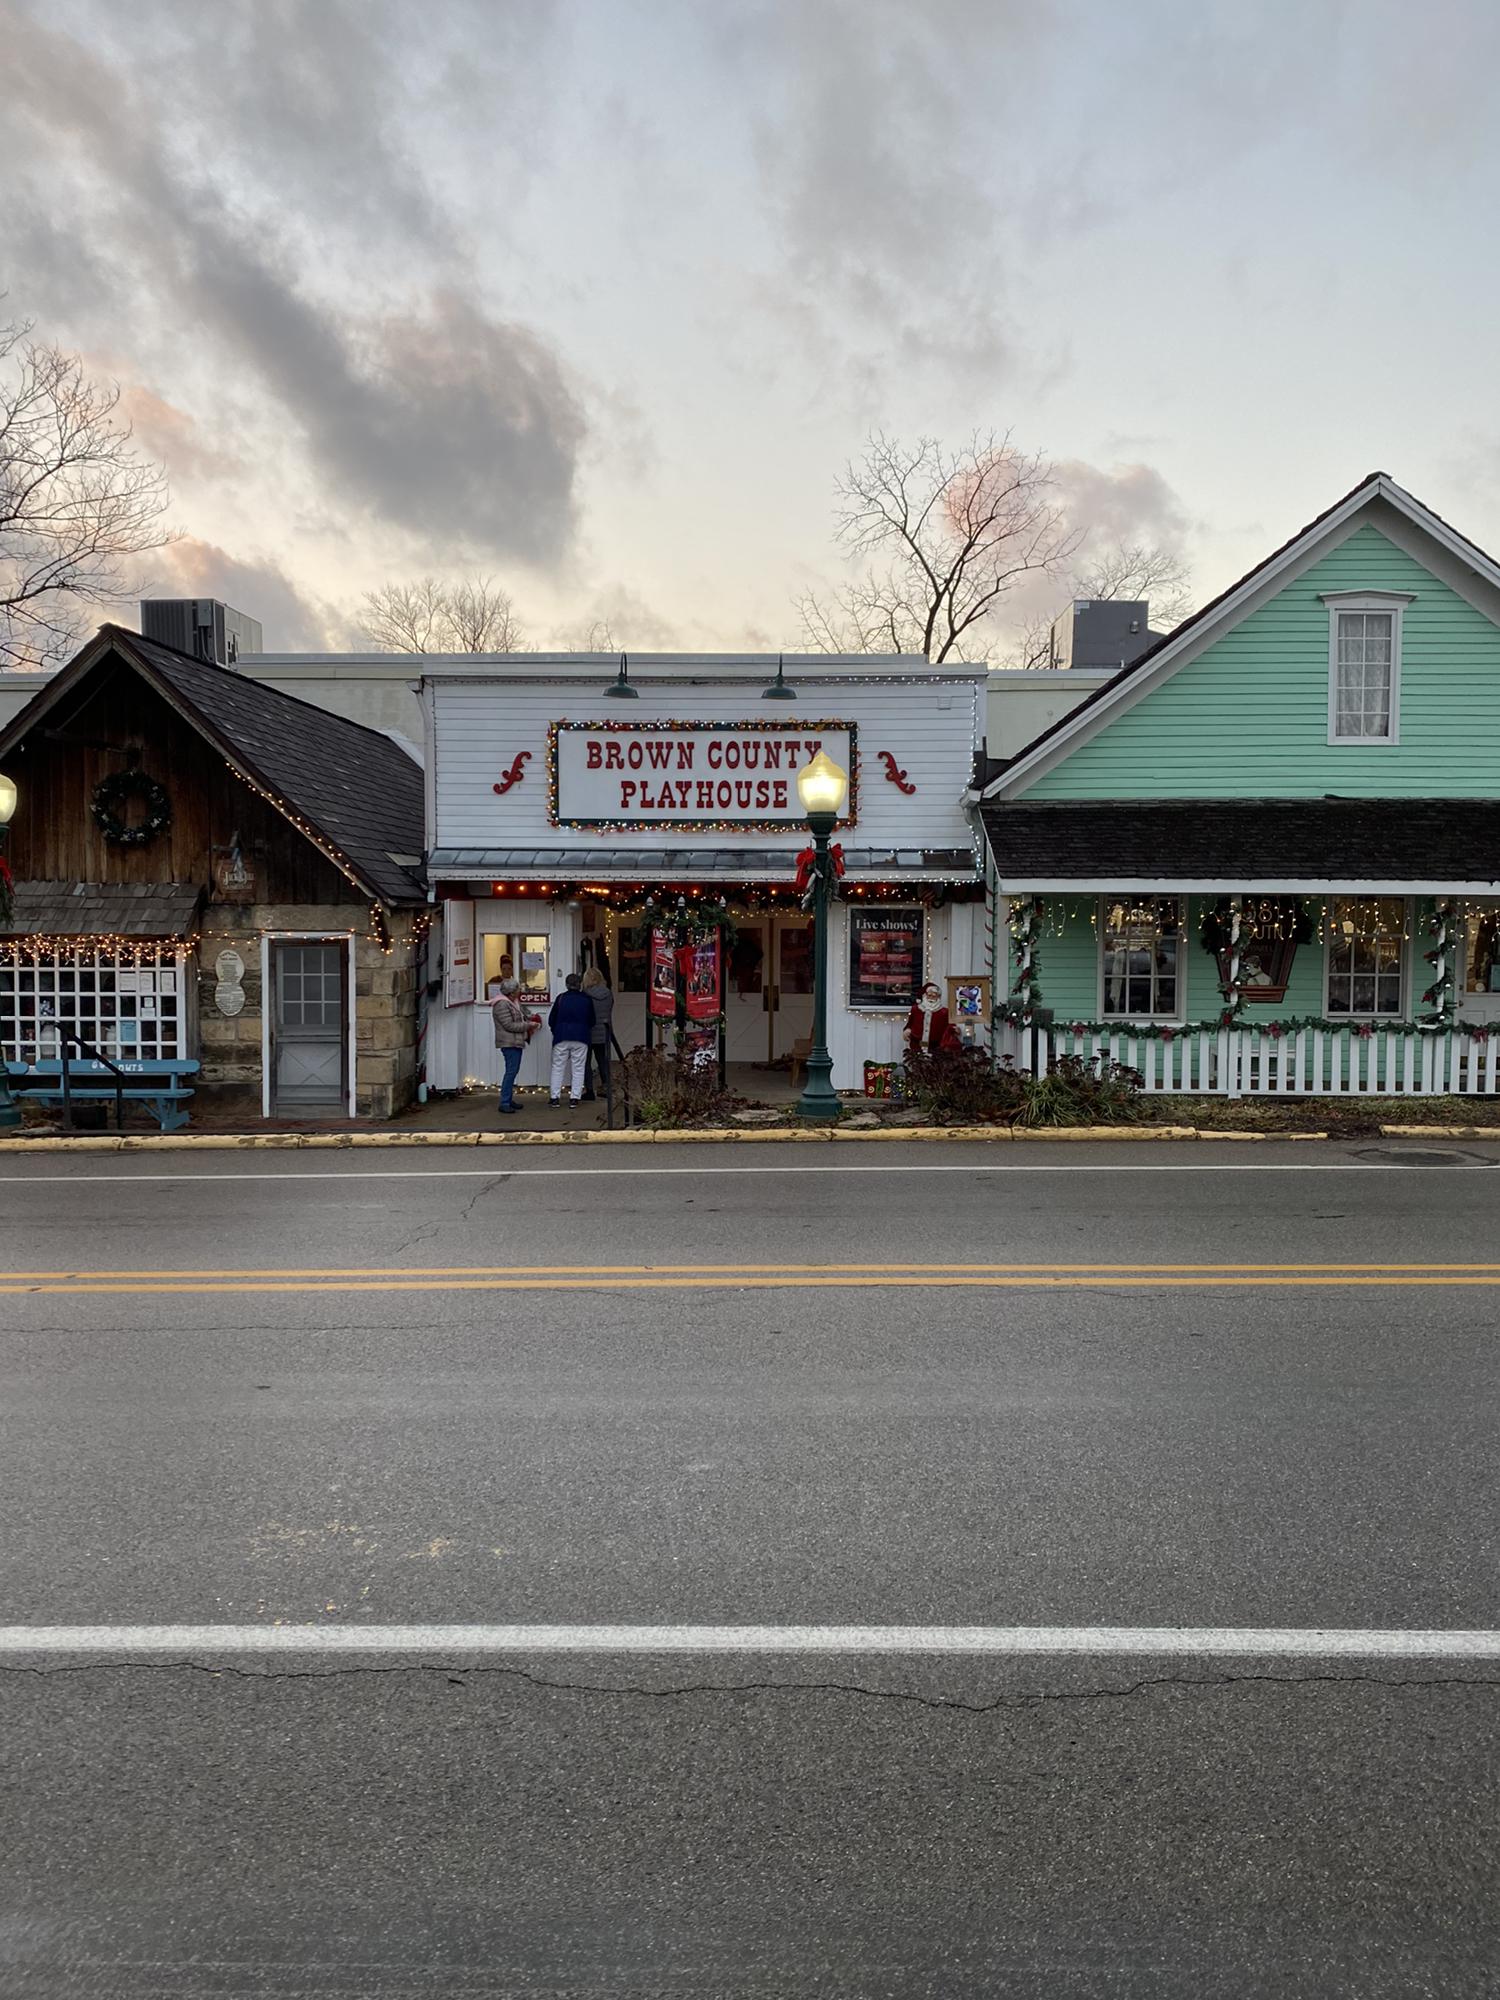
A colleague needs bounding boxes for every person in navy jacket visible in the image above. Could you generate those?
[547,973,596,1107]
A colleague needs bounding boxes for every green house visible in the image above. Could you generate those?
[978,473,1500,1096]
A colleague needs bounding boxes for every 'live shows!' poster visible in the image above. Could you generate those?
[649,931,677,1017]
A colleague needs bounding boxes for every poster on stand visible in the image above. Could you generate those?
[649,930,677,1017]
[681,1020,719,1071]
[685,935,721,1022]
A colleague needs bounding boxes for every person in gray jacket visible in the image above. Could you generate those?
[581,964,614,1102]
[490,977,533,1114]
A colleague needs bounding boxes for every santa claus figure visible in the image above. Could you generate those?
[906,981,960,1054]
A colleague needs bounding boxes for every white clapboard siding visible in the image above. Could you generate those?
[430,675,982,855]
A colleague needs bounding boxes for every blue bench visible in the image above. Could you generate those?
[4,1058,201,1133]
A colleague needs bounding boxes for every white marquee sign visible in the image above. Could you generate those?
[549,721,857,829]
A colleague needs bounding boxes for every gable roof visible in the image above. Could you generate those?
[983,473,1500,799]
[0,625,425,905]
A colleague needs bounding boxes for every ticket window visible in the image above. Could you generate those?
[482,932,550,1001]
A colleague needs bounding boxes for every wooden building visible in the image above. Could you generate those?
[0,625,426,1120]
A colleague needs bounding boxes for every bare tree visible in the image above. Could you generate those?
[1019,541,1194,666]
[795,431,1081,664]
[359,575,525,652]
[447,576,525,652]
[548,616,618,652]
[1072,541,1193,628]
[0,320,171,668]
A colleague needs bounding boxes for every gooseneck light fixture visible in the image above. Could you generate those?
[762,654,797,701]
[603,652,638,700]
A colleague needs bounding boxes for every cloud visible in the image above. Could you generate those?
[708,0,1040,387]
[143,537,338,652]
[0,0,585,566]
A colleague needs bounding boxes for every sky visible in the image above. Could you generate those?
[3,0,1498,659]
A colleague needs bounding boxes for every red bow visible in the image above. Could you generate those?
[794,843,846,894]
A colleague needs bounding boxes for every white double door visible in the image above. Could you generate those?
[723,915,814,1064]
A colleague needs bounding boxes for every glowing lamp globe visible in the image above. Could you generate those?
[796,749,848,819]
[0,771,16,826]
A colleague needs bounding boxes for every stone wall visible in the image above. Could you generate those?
[195,902,424,1120]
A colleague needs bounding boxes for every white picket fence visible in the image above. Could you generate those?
[997,1021,1500,1097]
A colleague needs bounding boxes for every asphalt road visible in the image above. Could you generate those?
[3,1138,1500,1995]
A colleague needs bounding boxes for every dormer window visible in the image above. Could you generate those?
[1323,591,1413,743]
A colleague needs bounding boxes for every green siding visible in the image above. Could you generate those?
[1031,896,1433,1027]
[1026,526,1500,799]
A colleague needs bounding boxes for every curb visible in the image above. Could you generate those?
[0,1123,1335,1153]
[1378,1124,1500,1140]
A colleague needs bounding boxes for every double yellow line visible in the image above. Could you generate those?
[5,1261,1500,1294]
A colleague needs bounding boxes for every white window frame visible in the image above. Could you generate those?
[1097,896,1186,1023]
[1323,591,1413,746]
[1322,896,1409,1020]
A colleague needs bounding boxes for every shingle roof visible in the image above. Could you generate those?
[981,798,1500,886]
[0,627,426,905]
[1,880,204,938]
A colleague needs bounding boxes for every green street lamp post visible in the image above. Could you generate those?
[794,748,849,1123]
[0,770,18,1129]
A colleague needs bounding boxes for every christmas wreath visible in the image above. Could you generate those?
[90,769,172,848]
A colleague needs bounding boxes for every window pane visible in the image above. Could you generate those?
[1100,899,1181,1017]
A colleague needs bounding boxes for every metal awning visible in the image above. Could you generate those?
[426,846,981,883]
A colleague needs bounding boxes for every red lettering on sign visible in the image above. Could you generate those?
[734,780,752,807]
[697,780,716,808]
[717,780,733,808]
[646,740,673,769]
[605,743,624,771]
[620,780,638,809]
[677,743,693,771]
[586,742,602,769]
[723,741,740,769]
[762,742,780,770]
[773,780,788,809]
[676,780,693,807]
[754,779,770,809]
[707,741,723,769]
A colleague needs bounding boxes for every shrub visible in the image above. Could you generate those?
[900,1046,1027,1123]
[618,1045,735,1128]
[1015,1052,1145,1128]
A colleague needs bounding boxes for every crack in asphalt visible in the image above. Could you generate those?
[1,1659,1498,1712]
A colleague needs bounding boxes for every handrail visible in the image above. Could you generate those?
[54,1028,127,1132]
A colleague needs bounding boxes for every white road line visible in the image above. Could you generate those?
[0,1161,1495,1185]
[1,1624,1499,1657]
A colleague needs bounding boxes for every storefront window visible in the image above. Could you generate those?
[0,944,186,1064]
[1326,897,1405,1016]
[848,908,924,1009]
[1466,907,1500,996]
[1101,898,1182,1018]
[779,921,814,996]
[615,923,651,994]
[482,932,550,999]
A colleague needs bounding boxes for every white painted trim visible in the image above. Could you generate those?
[1326,595,1406,746]
[259,934,271,1120]
[984,475,1500,800]
[1,1623,1498,1657]
[1095,893,1187,1026]
[260,931,360,1119]
[1321,894,1411,1021]
[346,934,358,1119]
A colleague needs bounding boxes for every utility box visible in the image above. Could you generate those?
[139,599,263,668]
